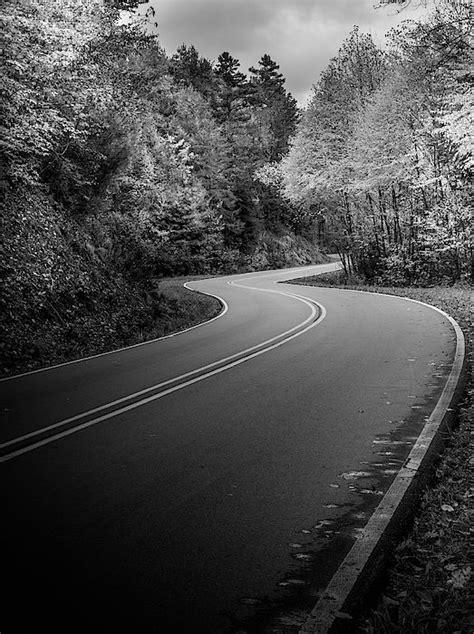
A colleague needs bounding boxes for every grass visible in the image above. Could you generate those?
[290,270,473,634]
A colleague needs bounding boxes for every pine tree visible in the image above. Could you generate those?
[168,44,217,100]
[249,54,299,161]
[213,52,252,123]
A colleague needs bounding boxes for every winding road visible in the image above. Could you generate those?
[1,263,457,632]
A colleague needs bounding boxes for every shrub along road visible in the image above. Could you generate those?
[0,263,461,632]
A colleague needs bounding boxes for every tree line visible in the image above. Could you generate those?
[1,0,314,285]
[2,0,325,372]
[1,0,471,367]
[269,1,472,284]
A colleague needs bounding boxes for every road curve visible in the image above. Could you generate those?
[1,263,458,632]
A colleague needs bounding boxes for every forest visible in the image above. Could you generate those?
[279,1,472,286]
[1,0,472,374]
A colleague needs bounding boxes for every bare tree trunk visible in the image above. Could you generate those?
[433,143,445,203]
[343,191,353,237]
[343,192,356,275]
[367,192,382,258]
[378,187,391,246]
[337,248,348,275]
[410,121,430,214]
[391,186,403,245]
[408,193,416,257]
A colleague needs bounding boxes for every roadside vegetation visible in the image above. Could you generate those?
[1,0,324,378]
[1,0,472,627]
[0,273,222,379]
[291,270,473,633]
[273,2,472,289]
[282,6,473,626]
[2,2,470,380]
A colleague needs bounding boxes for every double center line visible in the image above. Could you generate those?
[0,279,327,464]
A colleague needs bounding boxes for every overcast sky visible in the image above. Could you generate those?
[143,0,427,106]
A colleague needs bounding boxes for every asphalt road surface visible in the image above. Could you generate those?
[1,263,457,633]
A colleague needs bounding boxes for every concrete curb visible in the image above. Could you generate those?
[299,294,467,634]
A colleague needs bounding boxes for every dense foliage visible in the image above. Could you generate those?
[1,1,471,375]
[0,0,321,374]
[275,3,473,285]
[1,0,311,270]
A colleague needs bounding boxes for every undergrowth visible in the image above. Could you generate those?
[0,277,221,379]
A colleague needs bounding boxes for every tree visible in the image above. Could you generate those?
[249,54,299,161]
[0,0,163,210]
[1,0,108,187]
[213,52,252,123]
[168,44,217,100]
[282,8,472,283]
[281,27,386,272]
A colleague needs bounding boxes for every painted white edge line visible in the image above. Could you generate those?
[0,266,334,455]
[0,286,228,383]
[0,289,317,452]
[0,264,333,383]
[299,288,466,634]
[0,290,327,463]
[229,262,340,289]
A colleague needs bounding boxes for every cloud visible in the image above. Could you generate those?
[145,0,427,104]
